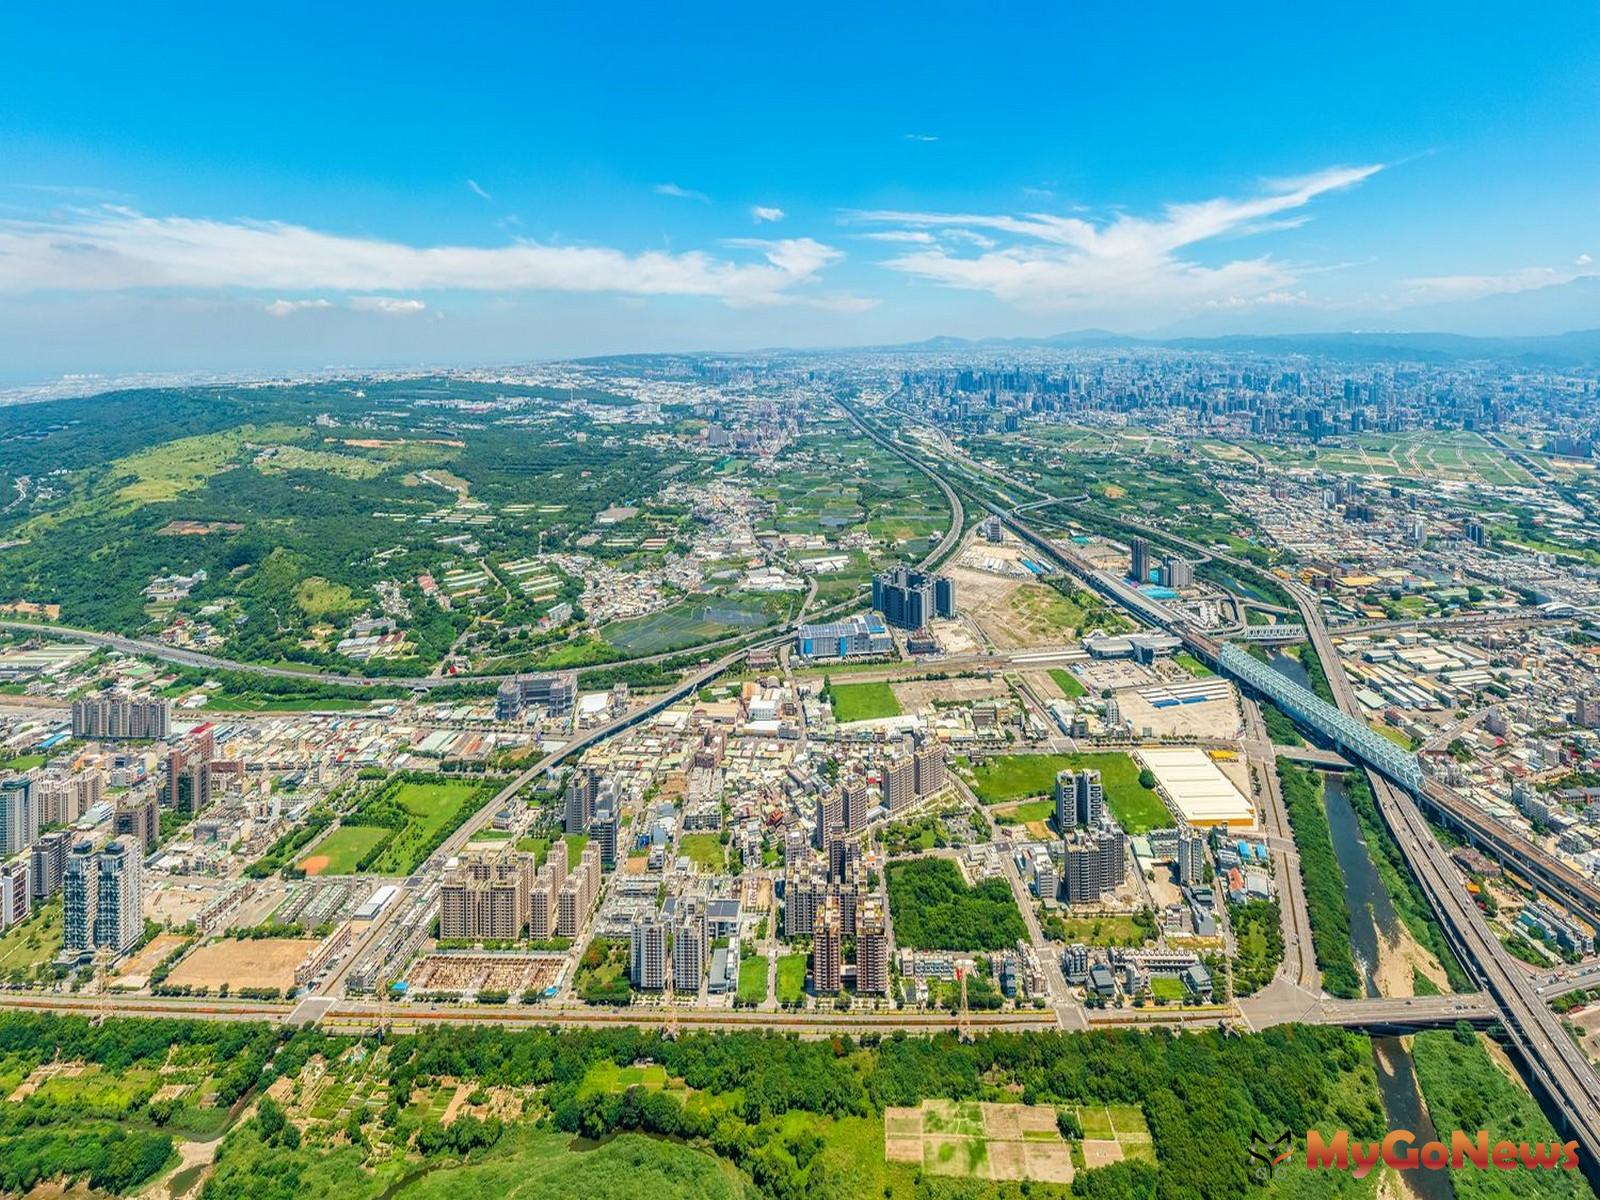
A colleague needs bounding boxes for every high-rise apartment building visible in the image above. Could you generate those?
[630,911,667,990]
[70,694,172,740]
[0,777,37,857]
[0,857,30,930]
[62,841,96,954]
[114,793,159,851]
[30,829,71,900]
[871,566,956,630]
[812,897,842,994]
[1129,537,1151,584]
[672,900,704,994]
[1054,769,1104,832]
[1063,829,1126,904]
[856,895,888,996]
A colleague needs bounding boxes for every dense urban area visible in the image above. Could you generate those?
[3,342,1600,1199]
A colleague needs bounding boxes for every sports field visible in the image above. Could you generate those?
[298,824,390,875]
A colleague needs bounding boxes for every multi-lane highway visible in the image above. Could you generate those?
[857,409,1600,1178]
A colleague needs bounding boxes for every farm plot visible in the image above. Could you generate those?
[883,1100,1077,1183]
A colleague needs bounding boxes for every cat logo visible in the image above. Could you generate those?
[1249,1128,1293,1182]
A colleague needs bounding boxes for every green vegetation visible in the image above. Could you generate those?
[1262,701,1305,747]
[825,679,903,722]
[886,857,1026,951]
[298,824,390,874]
[679,833,725,872]
[1173,652,1213,678]
[1413,1027,1590,1199]
[339,774,500,875]
[775,953,807,1005]
[1340,772,1471,991]
[961,751,1170,832]
[574,938,632,1005]
[0,899,62,983]
[1041,910,1157,948]
[1048,666,1087,697]
[736,955,768,1005]
[1278,762,1361,998]
[0,1007,1397,1200]
[1227,898,1285,996]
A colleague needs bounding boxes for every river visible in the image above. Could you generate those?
[1269,652,1453,1200]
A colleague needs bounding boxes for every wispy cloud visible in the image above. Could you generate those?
[466,179,492,201]
[0,206,848,308]
[751,205,785,224]
[654,182,710,203]
[903,133,939,143]
[848,164,1382,314]
[349,296,427,315]
[264,298,332,317]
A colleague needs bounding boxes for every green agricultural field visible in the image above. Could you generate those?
[776,953,808,1004]
[297,825,390,875]
[678,833,725,871]
[961,751,1170,832]
[828,680,903,722]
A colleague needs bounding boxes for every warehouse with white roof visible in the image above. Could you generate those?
[1136,747,1256,828]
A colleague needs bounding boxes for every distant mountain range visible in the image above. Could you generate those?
[882,327,1600,367]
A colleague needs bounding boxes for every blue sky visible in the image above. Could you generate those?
[0,3,1596,380]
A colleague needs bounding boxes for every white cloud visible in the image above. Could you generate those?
[751,205,786,224]
[0,207,847,308]
[1400,263,1598,303]
[849,164,1382,314]
[264,297,332,317]
[1578,253,1593,267]
[466,179,492,201]
[349,296,427,315]
[654,182,710,203]
[903,133,939,143]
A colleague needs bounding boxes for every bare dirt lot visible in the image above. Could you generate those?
[407,953,565,995]
[111,933,189,989]
[165,937,319,992]
[892,675,1009,712]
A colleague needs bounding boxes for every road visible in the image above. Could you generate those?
[1240,697,1319,993]
[866,404,1600,1179]
[1287,575,1600,1173]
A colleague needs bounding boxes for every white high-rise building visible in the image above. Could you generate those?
[93,840,143,954]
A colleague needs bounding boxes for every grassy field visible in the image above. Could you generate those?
[298,824,390,875]
[737,955,768,1005]
[1047,667,1086,698]
[1150,976,1185,1002]
[961,751,1170,832]
[1173,652,1213,678]
[0,900,62,978]
[776,953,807,1004]
[347,777,493,876]
[1042,913,1153,947]
[829,680,903,722]
[678,833,725,872]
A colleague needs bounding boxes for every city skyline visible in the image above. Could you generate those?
[1,3,1597,382]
